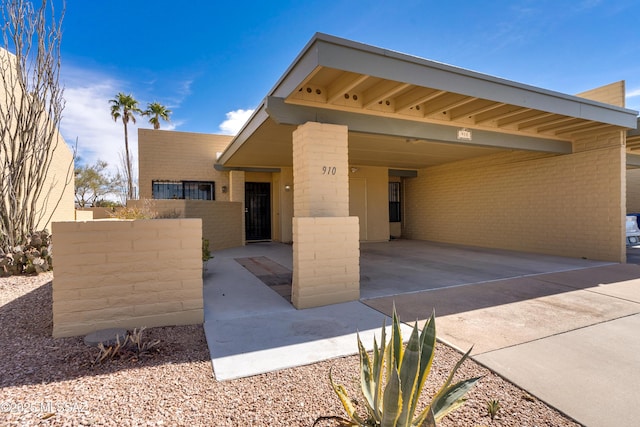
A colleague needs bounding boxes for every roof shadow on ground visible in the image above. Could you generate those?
[363,263,640,321]
[0,281,210,388]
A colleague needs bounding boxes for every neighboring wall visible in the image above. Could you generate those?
[52,219,203,338]
[37,136,75,231]
[1,48,75,232]
[404,130,626,262]
[127,199,243,251]
[138,129,233,201]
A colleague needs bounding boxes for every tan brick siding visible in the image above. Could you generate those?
[292,216,360,308]
[576,81,626,107]
[627,168,640,213]
[404,131,625,262]
[127,199,243,251]
[138,129,232,200]
[52,219,203,338]
[293,122,350,217]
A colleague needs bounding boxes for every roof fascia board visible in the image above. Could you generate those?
[217,101,269,165]
[266,96,571,154]
[279,33,637,128]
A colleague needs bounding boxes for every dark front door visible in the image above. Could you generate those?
[245,182,271,241]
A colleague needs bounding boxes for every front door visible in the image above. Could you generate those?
[245,182,271,241]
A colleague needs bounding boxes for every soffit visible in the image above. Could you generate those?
[223,116,505,169]
[219,33,638,169]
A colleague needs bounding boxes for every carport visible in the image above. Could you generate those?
[217,33,638,309]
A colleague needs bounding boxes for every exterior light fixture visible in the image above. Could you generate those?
[284,185,291,192]
[221,185,228,193]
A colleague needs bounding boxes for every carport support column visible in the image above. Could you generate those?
[291,122,360,309]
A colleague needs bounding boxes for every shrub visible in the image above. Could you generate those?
[0,230,53,276]
[92,327,160,364]
[318,307,481,426]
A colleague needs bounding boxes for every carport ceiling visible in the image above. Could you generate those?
[219,33,637,169]
[223,117,506,169]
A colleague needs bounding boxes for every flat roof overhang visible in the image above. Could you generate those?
[219,33,638,169]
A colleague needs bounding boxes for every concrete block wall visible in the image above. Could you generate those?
[404,130,626,262]
[138,129,233,201]
[627,168,640,213]
[576,81,626,107]
[292,122,350,217]
[127,199,243,251]
[291,122,360,309]
[51,219,203,338]
[292,217,360,308]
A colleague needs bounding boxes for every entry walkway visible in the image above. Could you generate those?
[203,241,640,427]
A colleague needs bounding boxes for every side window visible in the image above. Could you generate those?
[389,182,401,223]
[152,181,215,200]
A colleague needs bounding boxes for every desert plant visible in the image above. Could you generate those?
[92,327,160,364]
[320,307,481,427]
[93,333,128,364]
[128,327,160,356]
[0,230,53,276]
[202,238,213,262]
[486,399,500,421]
[109,199,158,219]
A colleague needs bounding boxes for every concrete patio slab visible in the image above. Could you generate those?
[363,267,640,354]
[203,244,411,380]
[203,241,640,426]
[475,314,640,427]
[359,240,610,299]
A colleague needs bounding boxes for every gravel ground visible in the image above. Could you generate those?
[0,273,581,426]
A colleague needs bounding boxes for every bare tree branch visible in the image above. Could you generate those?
[0,0,69,252]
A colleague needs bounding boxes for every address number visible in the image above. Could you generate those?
[322,166,337,175]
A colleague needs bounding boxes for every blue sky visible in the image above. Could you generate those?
[57,0,640,175]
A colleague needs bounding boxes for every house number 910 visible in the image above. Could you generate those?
[322,166,337,175]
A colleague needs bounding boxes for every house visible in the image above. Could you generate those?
[138,33,638,309]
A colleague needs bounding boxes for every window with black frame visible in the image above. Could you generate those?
[389,182,402,222]
[152,180,215,200]
[389,182,401,222]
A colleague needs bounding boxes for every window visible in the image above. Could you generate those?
[389,182,401,223]
[152,181,215,200]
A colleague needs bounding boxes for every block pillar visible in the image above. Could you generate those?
[229,170,246,244]
[291,122,360,309]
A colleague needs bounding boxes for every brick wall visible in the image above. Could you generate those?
[291,122,360,308]
[292,217,360,308]
[138,129,233,200]
[576,81,626,107]
[404,130,625,262]
[292,122,350,217]
[52,219,203,338]
[127,199,243,251]
[627,168,640,213]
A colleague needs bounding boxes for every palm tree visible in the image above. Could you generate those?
[144,102,172,130]
[109,93,142,199]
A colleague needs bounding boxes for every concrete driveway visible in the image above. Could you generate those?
[204,240,640,427]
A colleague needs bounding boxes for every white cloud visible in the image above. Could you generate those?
[218,109,254,135]
[59,67,148,178]
[627,88,640,98]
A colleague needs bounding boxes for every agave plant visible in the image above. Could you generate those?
[325,308,481,427]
